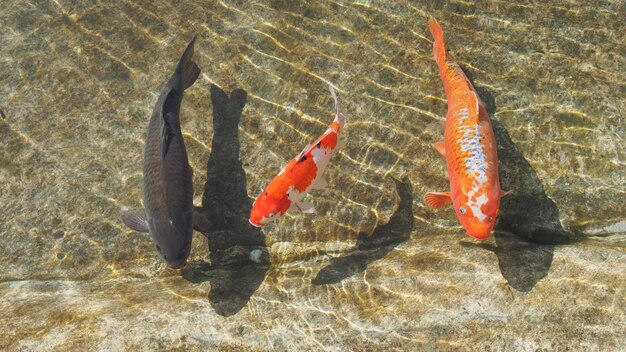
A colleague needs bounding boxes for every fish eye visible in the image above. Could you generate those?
[489,216,494,222]
[269,212,275,218]
[459,207,466,215]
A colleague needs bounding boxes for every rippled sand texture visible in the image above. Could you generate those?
[1,0,625,351]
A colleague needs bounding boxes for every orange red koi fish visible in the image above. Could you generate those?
[249,85,345,227]
[424,18,508,239]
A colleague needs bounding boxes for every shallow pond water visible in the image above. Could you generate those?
[0,0,624,350]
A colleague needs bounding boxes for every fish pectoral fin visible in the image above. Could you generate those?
[500,189,513,198]
[121,209,150,233]
[192,208,213,233]
[309,177,328,191]
[161,112,177,158]
[434,141,446,157]
[292,200,316,214]
[424,192,452,208]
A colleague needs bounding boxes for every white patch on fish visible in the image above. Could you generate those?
[466,188,488,222]
[458,121,490,222]
[311,144,330,164]
[286,185,303,203]
[458,108,470,122]
[460,124,488,184]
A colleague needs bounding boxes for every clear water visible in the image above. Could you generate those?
[1,0,624,350]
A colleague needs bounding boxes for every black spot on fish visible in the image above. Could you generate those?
[299,155,307,162]
[316,141,321,148]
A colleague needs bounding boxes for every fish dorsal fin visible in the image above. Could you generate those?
[465,90,481,124]
[296,144,312,162]
[161,112,176,158]
[162,86,180,119]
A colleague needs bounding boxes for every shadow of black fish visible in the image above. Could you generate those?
[182,84,268,317]
[312,176,414,285]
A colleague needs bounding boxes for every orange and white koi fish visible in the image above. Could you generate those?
[249,85,345,227]
[424,18,508,239]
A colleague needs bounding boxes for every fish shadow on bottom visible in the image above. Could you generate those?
[182,85,269,317]
[312,176,414,285]
[460,86,573,292]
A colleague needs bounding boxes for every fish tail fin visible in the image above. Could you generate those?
[328,84,345,128]
[428,18,447,68]
[176,35,201,90]
[329,84,340,117]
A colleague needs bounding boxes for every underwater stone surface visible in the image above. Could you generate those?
[0,0,624,351]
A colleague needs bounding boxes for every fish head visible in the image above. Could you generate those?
[249,191,287,227]
[150,217,192,269]
[454,189,501,240]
